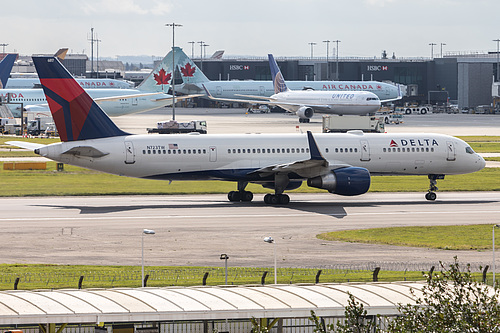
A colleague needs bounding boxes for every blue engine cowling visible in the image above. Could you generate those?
[307,167,371,196]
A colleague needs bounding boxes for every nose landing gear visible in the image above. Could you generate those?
[426,174,444,201]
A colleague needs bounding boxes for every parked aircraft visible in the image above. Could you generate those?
[1,50,200,117]
[174,47,402,104]
[204,54,382,122]
[0,54,17,89]
[7,56,485,204]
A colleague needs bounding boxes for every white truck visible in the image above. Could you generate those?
[401,105,432,114]
[322,115,385,133]
[27,117,56,136]
[147,120,207,134]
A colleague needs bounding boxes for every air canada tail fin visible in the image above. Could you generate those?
[136,49,175,92]
[32,56,129,142]
[174,46,210,84]
[0,54,17,89]
[268,54,288,94]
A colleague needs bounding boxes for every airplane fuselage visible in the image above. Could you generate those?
[179,80,400,101]
[1,88,172,117]
[36,132,485,185]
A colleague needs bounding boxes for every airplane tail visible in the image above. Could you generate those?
[0,54,17,89]
[32,56,129,142]
[136,50,175,92]
[268,54,288,94]
[174,46,210,84]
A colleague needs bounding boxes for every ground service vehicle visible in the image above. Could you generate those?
[147,120,207,134]
[322,115,385,133]
[27,117,55,136]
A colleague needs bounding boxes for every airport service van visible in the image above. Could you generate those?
[322,115,385,133]
[148,120,207,134]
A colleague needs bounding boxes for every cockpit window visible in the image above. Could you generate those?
[465,146,475,154]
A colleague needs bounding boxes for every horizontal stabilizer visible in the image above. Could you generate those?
[6,141,46,150]
[62,146,109,158]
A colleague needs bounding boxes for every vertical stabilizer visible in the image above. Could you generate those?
[268,54,288,94]
[0,54,17,89]
[175,46,210,84]
[32,56,129,142]
[136,50,174,92]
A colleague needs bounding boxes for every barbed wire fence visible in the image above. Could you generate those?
[0,261,490,290]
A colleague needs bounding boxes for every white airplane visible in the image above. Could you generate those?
[1,49,200,118]
[203,54,382,123]
[174,47,402,106]
[5,77,135,89]
[7,56,485,205]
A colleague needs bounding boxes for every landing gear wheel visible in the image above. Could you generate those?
[241,191,253,202]
[264,193,272,204]
[278,194,290,205]
[425,192,437,201]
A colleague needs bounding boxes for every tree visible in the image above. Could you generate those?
[388,258,500,332]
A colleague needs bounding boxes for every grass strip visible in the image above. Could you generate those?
[318,224,500,250]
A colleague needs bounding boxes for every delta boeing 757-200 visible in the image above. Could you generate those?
[7,56,485,204]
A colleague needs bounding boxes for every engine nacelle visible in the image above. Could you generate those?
[307,167,371,196]
[296,106,314,120]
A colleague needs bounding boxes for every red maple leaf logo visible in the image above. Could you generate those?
[180,63,196,77]
[154,68,171,85]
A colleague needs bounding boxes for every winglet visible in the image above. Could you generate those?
[268,54,288,94]
[307,131,325,161]
[32,56,129,142]
[0,54,16,89]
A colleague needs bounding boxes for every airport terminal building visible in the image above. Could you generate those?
[192,52,500,109]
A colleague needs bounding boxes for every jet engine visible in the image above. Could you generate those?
[307,167,371,196]
[296,106,314,120]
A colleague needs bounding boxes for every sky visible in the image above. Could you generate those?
[2,0,500,60]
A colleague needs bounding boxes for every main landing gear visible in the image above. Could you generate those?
[425,174,444,201]
[264,193,290,205]
[228,181,254,202]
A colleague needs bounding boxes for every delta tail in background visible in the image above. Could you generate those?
[204,54,383,123]
[174,47,402,105]
[1,49,201,117]
[7,56,485,205]
[0,54,17,89]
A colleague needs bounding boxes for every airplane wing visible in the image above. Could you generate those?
[152,94,204,102]
[234,94,273,100]
[202,84,329,110]
[6,141,47,150]
[93,92,168,102]
[248,131,350,179]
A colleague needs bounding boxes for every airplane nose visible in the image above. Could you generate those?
[477,154,486,171]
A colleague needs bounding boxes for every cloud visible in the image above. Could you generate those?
[81,0,171,16]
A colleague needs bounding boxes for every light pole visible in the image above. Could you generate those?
[264,236,277,284]
[308,42,316,59]
[334,40,341,80]
[198,41,205,71]
[142,229,156,287]
[220,254,229,285]
[202,44,210,59]
[494,39,500,82]
[166,23,182,121]
[493,225,500,287]
[323,40,330,80]
[188,41,195,59]
[0,43,8,55]
[440,43,446,58]
[429,43,436,60]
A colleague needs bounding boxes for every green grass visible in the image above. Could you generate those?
[318,224,500,250]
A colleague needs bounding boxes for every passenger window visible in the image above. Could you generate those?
[257,149,261,153]
[340,148,343,153]
[397,148,400,152]
[242,149,246,153]
[148,150,151,154]
[142,150,146,154]
[253,149,256,153]
[292,148,295,153]
[188,149,191,154]
[335,148,339,153]
[272,149,275,153]
[228,149,231,153]
[173,150,176,154]
[383,148,386,152]
[163,150,166,154]
[267,149,271,153]
[325,148,329,153]
[233,149,236,154]
[238,149,241,153]
[350,148,353,153]
[203,149,206,154]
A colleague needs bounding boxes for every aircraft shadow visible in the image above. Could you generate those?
[32,199,497,219]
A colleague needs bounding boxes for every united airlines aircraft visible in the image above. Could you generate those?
[7,56,485,205]
[204,54,382,123]
[1,50,200,117]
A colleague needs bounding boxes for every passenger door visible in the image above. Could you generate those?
[446,141,456,161]
[124,141,135,164]
[360,140,370,161]
[209,146,217,162]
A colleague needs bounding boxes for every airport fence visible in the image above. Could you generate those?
[0,261,492,290]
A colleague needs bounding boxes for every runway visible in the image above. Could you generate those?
[1,192,499,269]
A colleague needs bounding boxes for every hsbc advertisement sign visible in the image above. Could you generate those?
[367,65,389,72]
[229,64,250,71]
